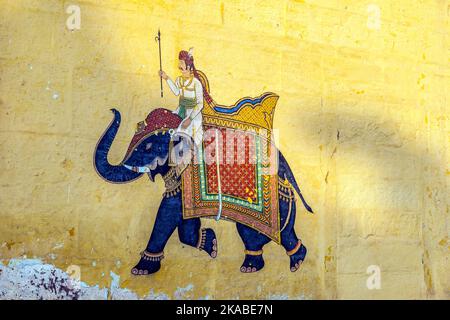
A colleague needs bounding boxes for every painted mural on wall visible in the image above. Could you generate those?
[93,47,314,276]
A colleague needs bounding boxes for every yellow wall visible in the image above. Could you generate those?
[0,0,448,299]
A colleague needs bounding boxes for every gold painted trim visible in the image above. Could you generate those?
[141,250,164,258]
[286,241,302,256]
[244,249,263,256]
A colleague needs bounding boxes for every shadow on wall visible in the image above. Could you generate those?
[290,104,446,297]
[300,109,443,214]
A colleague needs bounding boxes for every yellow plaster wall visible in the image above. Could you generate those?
[0,0,448,299]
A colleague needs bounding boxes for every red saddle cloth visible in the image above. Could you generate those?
[203,127,257,199]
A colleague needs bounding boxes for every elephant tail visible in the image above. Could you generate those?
[279,152,314,213]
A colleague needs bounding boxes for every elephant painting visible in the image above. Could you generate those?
[93,107,313,275]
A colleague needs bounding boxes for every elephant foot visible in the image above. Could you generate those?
[131,251,164,276]
[287,241,307,272]
[240,250,265,273]
[197,228,217,258]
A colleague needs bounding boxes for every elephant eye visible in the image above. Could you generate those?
[145,143,152,150]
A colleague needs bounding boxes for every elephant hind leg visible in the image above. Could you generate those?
[236,223,270,273]
[280,200,307,272]
[178,218,217,258]
[288,243,307,272]
[282,228,307,272]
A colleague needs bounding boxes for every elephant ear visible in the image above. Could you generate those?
[169,132,195,176]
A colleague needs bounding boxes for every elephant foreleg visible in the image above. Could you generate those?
[131,194,182,275]
[145,196,182,253]
[178,218,218,258]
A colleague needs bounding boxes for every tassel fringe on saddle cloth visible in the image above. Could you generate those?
[181,71,281,243]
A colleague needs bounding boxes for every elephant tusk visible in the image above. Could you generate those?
[123,155,168,175]
[124,164,150,173]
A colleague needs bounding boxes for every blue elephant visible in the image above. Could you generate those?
[93,108,313,275]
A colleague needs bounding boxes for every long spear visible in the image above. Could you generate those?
[155,29,163,97]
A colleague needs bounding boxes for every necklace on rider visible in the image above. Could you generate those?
[179,75,194,97]
[181,75,193,87]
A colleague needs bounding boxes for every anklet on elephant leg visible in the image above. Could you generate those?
[244,249,263,256]
[286,240,302,256]
[196,228,207,250]
[140,250,164,261]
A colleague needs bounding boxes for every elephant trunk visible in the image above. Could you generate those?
[93,109,143,183]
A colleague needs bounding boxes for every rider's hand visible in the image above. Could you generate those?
[181,118,191,129]
[159,70,168,80]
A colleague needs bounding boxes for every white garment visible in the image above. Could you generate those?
[167,76,204,146]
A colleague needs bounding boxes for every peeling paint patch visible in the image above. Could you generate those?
[174,284,194,300]
[48,253,57,260]
[267,293,311,300]
[0,259,84,299]
[0,259,173,300]
[52,243,64,250]
[267,293,289,300]
[109,271,138,300]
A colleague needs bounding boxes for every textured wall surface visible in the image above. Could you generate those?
[0,0,448,299]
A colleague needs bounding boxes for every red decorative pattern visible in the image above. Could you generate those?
[124,108,182,160]
[182,124,280,243]
[203,127,258,203]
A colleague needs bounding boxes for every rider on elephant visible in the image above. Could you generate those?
[159,48,211,147]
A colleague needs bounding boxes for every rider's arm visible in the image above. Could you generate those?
[166,77,180,96]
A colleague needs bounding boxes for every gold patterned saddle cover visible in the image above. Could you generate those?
[181,71,281,243]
